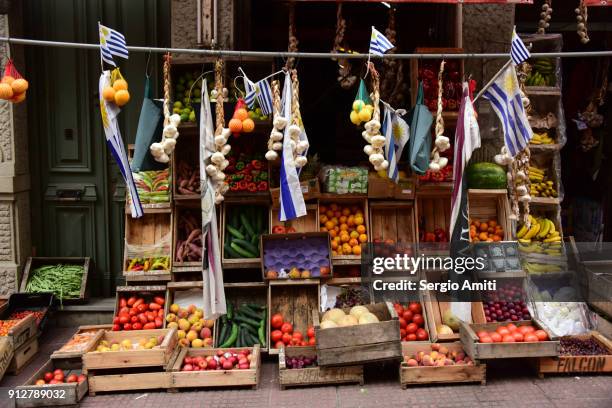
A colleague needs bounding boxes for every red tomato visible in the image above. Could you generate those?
[307,326,315,339]
[53,369,64,376]
[123,323,132,330]
[127,296,137,306]
[132,322,143,330]
[299,340,308,346]
[136,303,148,313]
[281,322,293,334]
[502,334,515,343]
[496,327,510,336]
[400,329,406,339]
[155,317,163,328]
[143,322,156,330]
[53,374,64,382]
[154,296,165,306]
[130,316,139,324]
[524,333,539,342]
[66,374,78,383]
[480,336,493,343]
[506,323,518,332]
[112,324,120,331]
[271,330,283,343]
[118,315,129,324]
[158,309,164,317]
[147,311,156,322]
[119,298,127,308]
[138,313,148,324]
[128,308,137,317]
[477,330,489,338]
[271,314,284,329]
[149,303,161,311]
[415,328,428,341]
[412,314,424,327]
[282,333,292,344]
[490,332,502,343]
[408,302,422,314]
[308,337,316,345]
[402,311,413,322]
[406,333,417,341]
[44,372,54,382]
[398,318,407,329]
[523,326,535,333]
[118,306,129,315]
[406,323,418,334]
[534,330,548,341]
[292,331,303,341]
[517,326,531,335]
[78,374,86,383]
[275,341,285,349]
[394,303,404,315]
[513,332,524,342]
[133,298,144,307]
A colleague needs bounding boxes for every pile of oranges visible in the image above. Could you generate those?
[228,101,255,136]
[470,218,504,243]
[320,203,367,256]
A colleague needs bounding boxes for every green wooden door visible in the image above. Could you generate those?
[25,0,170,296]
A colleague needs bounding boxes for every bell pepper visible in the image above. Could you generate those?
[238,180,248,190]
[244,174,253,182]
[257,181,268,191]
[229,182,239,191]
[235,161,245,171]
[247,182,257,192]
[258,171,268,181]
[251,160,263,170]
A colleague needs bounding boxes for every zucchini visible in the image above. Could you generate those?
[230,242,257,258]
[240,322,258,337]
[232,239,259,255]
[240,214,256,237]
[239,305,263,320]
[219,323,238,348]
[236,326,242,347]
[234,314,261,328]
[247,332,260,346]
[226,225,245,240]
[224,243,240,259]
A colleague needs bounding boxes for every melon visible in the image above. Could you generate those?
[466,162,507,189]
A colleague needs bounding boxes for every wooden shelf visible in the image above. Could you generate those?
[125,205,172,215]
[332,257,362,266]
[530,197,561,205]
[224,282,267,288]
[326,277,362,285]
[529,143,563,151]
[416,182,453,194]
[172,265,201,273]
[468,189,508,196]
[222,259,262,269]
[318,193,368,200]
[173,194,200,202]
[268,278,320,286]
[525,86,561,96]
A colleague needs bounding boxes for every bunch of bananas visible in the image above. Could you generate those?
[526,59,556,87]
[517,216,561,243]
[523,261,563,274]
[529,166,558,198]
[530,131,554,145]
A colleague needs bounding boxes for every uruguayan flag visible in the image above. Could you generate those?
[244,77,256,107]
[381,103,410,183]
[483,65,533,157]
[99,23,129,67]
[243,77,273,116]
[279,72,306,222]
[369,26,394,57]
[510,27,530,66]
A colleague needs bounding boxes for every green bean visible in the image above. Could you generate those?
[25,264,84,305]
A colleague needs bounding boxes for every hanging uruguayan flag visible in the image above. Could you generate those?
[99,23,129,67]
[369,26,394,57]
[99,71,142,218]
[279,72,307,222]
[483,65,533,157]
[244,77,256,108]
[510,27,530,66]
[381,103,410,183]
[256,79,274,116]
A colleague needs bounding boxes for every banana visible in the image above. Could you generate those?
[523,222,541,240]
[517,224,529,239]
[544,236,562,243]
[537,218,551,239]
[518,238,531,244]
[548,221,556,235]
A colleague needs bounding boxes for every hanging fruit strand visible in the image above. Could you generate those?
[289,69,308,169]
[266,80,285,161]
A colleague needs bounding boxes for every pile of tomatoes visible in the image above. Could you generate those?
[476,323,549,343]
[395,302,429,342]
[113,295,165,331]
[9,310,45,326]
[270,313,316,348]
[34,369,86,386]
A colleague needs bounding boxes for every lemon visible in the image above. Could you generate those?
[352,99,365,112]
[350,110,361,125]
[358,109,372,122]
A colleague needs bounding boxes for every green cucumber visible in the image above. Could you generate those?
[218,321,229,346]
[247,304,265,311]
[240,214,256,237]
[232,239,259,255]
[230,210,238,229]
[234,314,261,328]
[236,326,242,347]
[258,322,266,346]
[250,234,259,246]
[248,332,260,347]
[219,323,238,347]
[230,242,257,258]
[240,322,258,337]
[226,225,245,240]
[226,303,233,320]
[239,305,263,321]
[224,243,240,259]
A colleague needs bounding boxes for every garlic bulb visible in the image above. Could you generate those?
[265,150,279,161]
[215,135,226,146]
[295,155,308,168]
[273,116,288,130]
[363,145,374,156]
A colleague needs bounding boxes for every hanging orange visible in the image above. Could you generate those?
[11,92,26,103]
[234,108,249,121]
[242,118,255,133]
[0,83,13,99]
[1,76,14,85]
[11,78,28,94]
[228,118,243,133]
[113,79,128,91]
[114,89,130,106]
[102,86,116,102]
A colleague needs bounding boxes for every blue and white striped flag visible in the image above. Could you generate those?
[483,65,533,157]
[244,78,257,108]
[243,77,273,116]
[510,27,530,66]
[99,71,142,218]
[369,26,394,57]
[279,72,306,222]
[99,23,129,67]
[382,105,398,183]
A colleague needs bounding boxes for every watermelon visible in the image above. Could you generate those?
[466,162,507,189]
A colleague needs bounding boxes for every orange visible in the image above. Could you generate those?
[339,223,349,232]
[319,205,327,214]
[1,75,14,84]
[319,215,328,224]
[113,79,128,91]
[326,210,334,218]
[342,243,352,253]
[324,221,334,230]
[478,232,488,241]
[10,92,25,103]
[320,227,328,232]
[339,216,347,224]
[330,217,339,226]
[340,234,350,243]
[114,89,130,106]
[331,250,338,256]
[355,210,363,217]
[329,229,337,238]
[349,238,359,247]
[354,216,364,226]
[330,204,339,211]
[11,78,28,94]
[234,108,249,121]
[349,231,359,239]
[331,241,339,250]
[334,211,342,218]
[342,208,351,216]
[358,234,368,243]
[102,86,116,102]
[229,118,243,133]
[488,220,497,228]
[242,118,255,133]
[352,246,362,255]
[356,225,366,234]
[0,83,13,100]
[479,223,488,232]
[347,216,355,227]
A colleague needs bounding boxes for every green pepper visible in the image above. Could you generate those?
[259,171,268,181]
[235,161,245,171]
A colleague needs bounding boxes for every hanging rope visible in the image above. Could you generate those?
[291,69,301,126]
[368,62,380,123]
[434,60,446,138]
[214,58,224,133]
[380,7,405,107]
[285,2,299,70]
[162,53,171,125]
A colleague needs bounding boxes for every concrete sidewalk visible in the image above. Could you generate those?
[1,326,611,408]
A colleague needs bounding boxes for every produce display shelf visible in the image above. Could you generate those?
[530,197,561,205]
[87,370,173,396]
[222,260,262,269]
[124,206,172,214]
[525,86,561,96]
[529,143,563,152]
[50,325,108,364]
[278,346,363,390]
[20,257,91,305]
[8,336,39,375]
[0,337,13,382]
[326,277,362,285]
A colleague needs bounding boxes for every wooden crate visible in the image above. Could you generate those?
[216,283,268,351]
[314,302,402,367]
[416,186,451,251]
[0,337,14,382]
[395,176,417,200]
[536,332,612,377]
[278,345,363,389]
[468,189,512,241]
[261,232,332,280]
[1,293,53,333]
[124,211,172,281]
[460,320,559,362]
[8,336,39,375]
[50,325,107,366]
[318,197,369,265]
[88,370,173,396]
[172,203,203,271]
[422,270,486,342]
[369,201,416,245]
[529,150,562,205]
[14,359,88,408]
[114,285,167,330]
[170,345,261,389]
[368,174,395,199]
[586,265,612,319]
[82,328,178,372]
[20,257,91,304]
[271,178,320,208]
[172,133,200,201]
[1,313,37,350]
[268,280,320,355]
[399,342,486,388]
[270,203,319,233]
[221,202,270,269]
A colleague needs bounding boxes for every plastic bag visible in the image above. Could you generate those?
[0,59,28,103]
[407,81,433,175]
[320,166,368,194]
[350,79,374,126]
[125,232,171,272]
[131,169,170,205]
